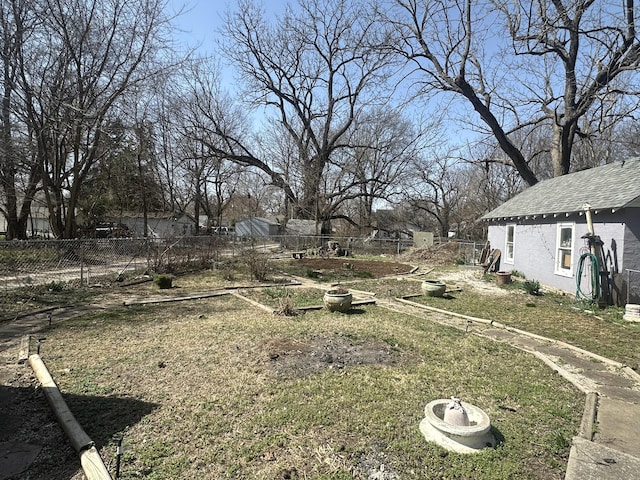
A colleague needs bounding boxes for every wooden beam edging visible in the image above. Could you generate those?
[351,299,377,307]
[122,282,302,307]
[28,353,113,480]
[123,291,231,306]
[297,298,377,311]
[395,297,498,326]
[229,292,377,313]
[230,292,275,313]
[224,281,302,290]
[0,306,60,324]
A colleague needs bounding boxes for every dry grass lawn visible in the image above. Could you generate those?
[35,284,583,480]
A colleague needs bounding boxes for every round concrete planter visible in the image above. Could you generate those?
[323,290,353,313]
[421,280,446,297]
[623,304,640,322]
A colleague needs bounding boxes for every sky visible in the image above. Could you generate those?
[167,1,290,93]
[168,1,287,52]
[168,0,226,54]
[165,0,475,143]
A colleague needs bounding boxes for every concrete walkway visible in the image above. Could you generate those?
[2,289,640,479]
[387,297,640,480]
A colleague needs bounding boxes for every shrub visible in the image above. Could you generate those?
[154,274,174,289]
[522,279,541,296]
[245,249,269,281]
[306,269,321,279]
[274,294,301,317]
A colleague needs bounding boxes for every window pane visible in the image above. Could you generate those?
[507,226,514,242]
[556,223,574,276]
[560,227,572,247]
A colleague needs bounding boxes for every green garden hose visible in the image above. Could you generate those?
[576,252,600,302]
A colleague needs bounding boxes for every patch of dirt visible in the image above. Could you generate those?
[0,348,84,480]
[294,258,414,278]
[436,268,512,296]
[354,447,400,480]
[400,243,463,266]
[261,334,405,377]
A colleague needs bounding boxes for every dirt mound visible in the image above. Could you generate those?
[400,242,462,266]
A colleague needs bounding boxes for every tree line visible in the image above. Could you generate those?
[2,0,640,240]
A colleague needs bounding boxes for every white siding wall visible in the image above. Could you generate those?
[487,213,626,295]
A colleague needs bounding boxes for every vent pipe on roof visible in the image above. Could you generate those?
[583,203,594,236]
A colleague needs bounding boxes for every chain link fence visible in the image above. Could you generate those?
[272,235,414,256]
[0,235,484,291]
[624,269,640,305]
[0,237,227,290]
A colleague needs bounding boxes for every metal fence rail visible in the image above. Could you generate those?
[0,235,483,291]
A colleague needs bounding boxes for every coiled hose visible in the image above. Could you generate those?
[576,252,600,302]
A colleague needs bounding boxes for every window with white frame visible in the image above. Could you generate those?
[555,223,574,276]
[505,224,515,263]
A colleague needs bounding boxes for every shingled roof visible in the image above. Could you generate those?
[482,158,640,220]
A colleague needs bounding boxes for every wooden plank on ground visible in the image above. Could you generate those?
[298,298,376,311]
[18,335,32,364]
[231,292,275,313]
[123,290,230,306]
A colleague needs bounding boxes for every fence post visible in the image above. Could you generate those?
[80,244,85,286]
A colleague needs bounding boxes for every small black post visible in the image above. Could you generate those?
[115,436,123,479]
[36,337,46,354]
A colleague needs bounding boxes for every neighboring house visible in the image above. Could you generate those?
[0,193,54,238]
[115,212,196,238]
[235,217,280,237]
[482,159,640,306]
[372,209,412,238]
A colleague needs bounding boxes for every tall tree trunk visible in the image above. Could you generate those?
[1,33,20,239]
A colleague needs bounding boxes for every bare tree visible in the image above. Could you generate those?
[385,0,640,184]
[175,58,253,232]
[14,0,178,238]
[179,137,247,234]
[404,154,468,237]
[343,107,427,232]
[208,0,397,232]
[0,0,42,239]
